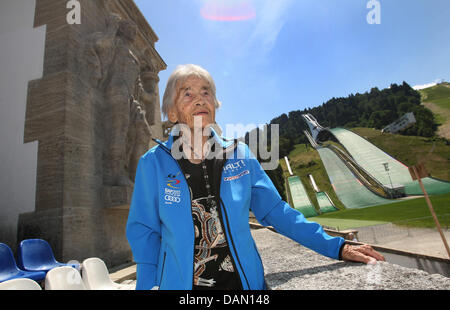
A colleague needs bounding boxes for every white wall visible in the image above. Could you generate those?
[0,0,46,249]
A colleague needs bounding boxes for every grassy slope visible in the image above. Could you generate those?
[312,193,450,229]
[419,82,450,138]
[419,82,450,109]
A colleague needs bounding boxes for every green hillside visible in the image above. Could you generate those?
[418,82,450,139]
[419,82,450,109]
[312,193,450,229]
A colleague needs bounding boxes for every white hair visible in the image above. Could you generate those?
[161,64,221,119]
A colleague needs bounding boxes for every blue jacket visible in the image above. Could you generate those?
[126,128,345,290]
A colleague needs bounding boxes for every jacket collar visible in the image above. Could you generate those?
[152,124,236,154]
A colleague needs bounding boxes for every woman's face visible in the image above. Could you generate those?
[168,76,216,132]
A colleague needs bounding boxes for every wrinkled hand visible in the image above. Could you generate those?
[341,244,385,265]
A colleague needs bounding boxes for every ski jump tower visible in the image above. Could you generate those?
[302,114,325,141]
[301,113,334,143]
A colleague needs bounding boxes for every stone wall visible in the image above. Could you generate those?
[17,0,166,267]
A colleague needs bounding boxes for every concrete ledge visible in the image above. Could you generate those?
[249,222,450,278]
[252,227,450,289]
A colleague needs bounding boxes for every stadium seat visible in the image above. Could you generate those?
[45,266,86,290]
[81,257,135,290]
[0,243,46,283]
[18,239,80,273]
[0,278,42,290]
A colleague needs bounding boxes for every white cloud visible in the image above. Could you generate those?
[202,1,295,58]
[412,78,444,90]
[249,0,295,53]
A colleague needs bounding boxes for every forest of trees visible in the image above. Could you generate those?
[246,81,437,198]
[269,81,436,158]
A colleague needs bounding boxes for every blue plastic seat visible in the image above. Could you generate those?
[0,243,46,283]
[18,239,79,273]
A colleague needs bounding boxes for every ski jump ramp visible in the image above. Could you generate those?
[316,191,338,214]
[317,147,394,209]
[308,174,338,214]
[302,114,397,209]
[329,128,450,196]
[287,176,318,217]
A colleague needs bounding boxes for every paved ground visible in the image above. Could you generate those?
[251,228,450,290]
[354,224,450,258]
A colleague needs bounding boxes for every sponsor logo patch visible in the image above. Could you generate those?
[165,172,182,205]
[223,170,249,181]
[166,172,181,189]
[223,159,246,173]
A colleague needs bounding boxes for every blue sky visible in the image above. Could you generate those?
[134,0,450,135]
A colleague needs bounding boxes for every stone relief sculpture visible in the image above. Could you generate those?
[126,76,155,183]
[83,14,122,87]
[84,13,155,186]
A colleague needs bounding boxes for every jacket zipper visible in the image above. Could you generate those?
[218,198,249,289]
[213,142,250,290]
[159,252,167,287]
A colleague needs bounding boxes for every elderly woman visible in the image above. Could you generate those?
[126,64,385,290]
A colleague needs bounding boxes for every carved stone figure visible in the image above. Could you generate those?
[85,14,146,186]
[126,76,156,181]
[139,70,159,128]
[107,19,142,186]
[83,13,122,87]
